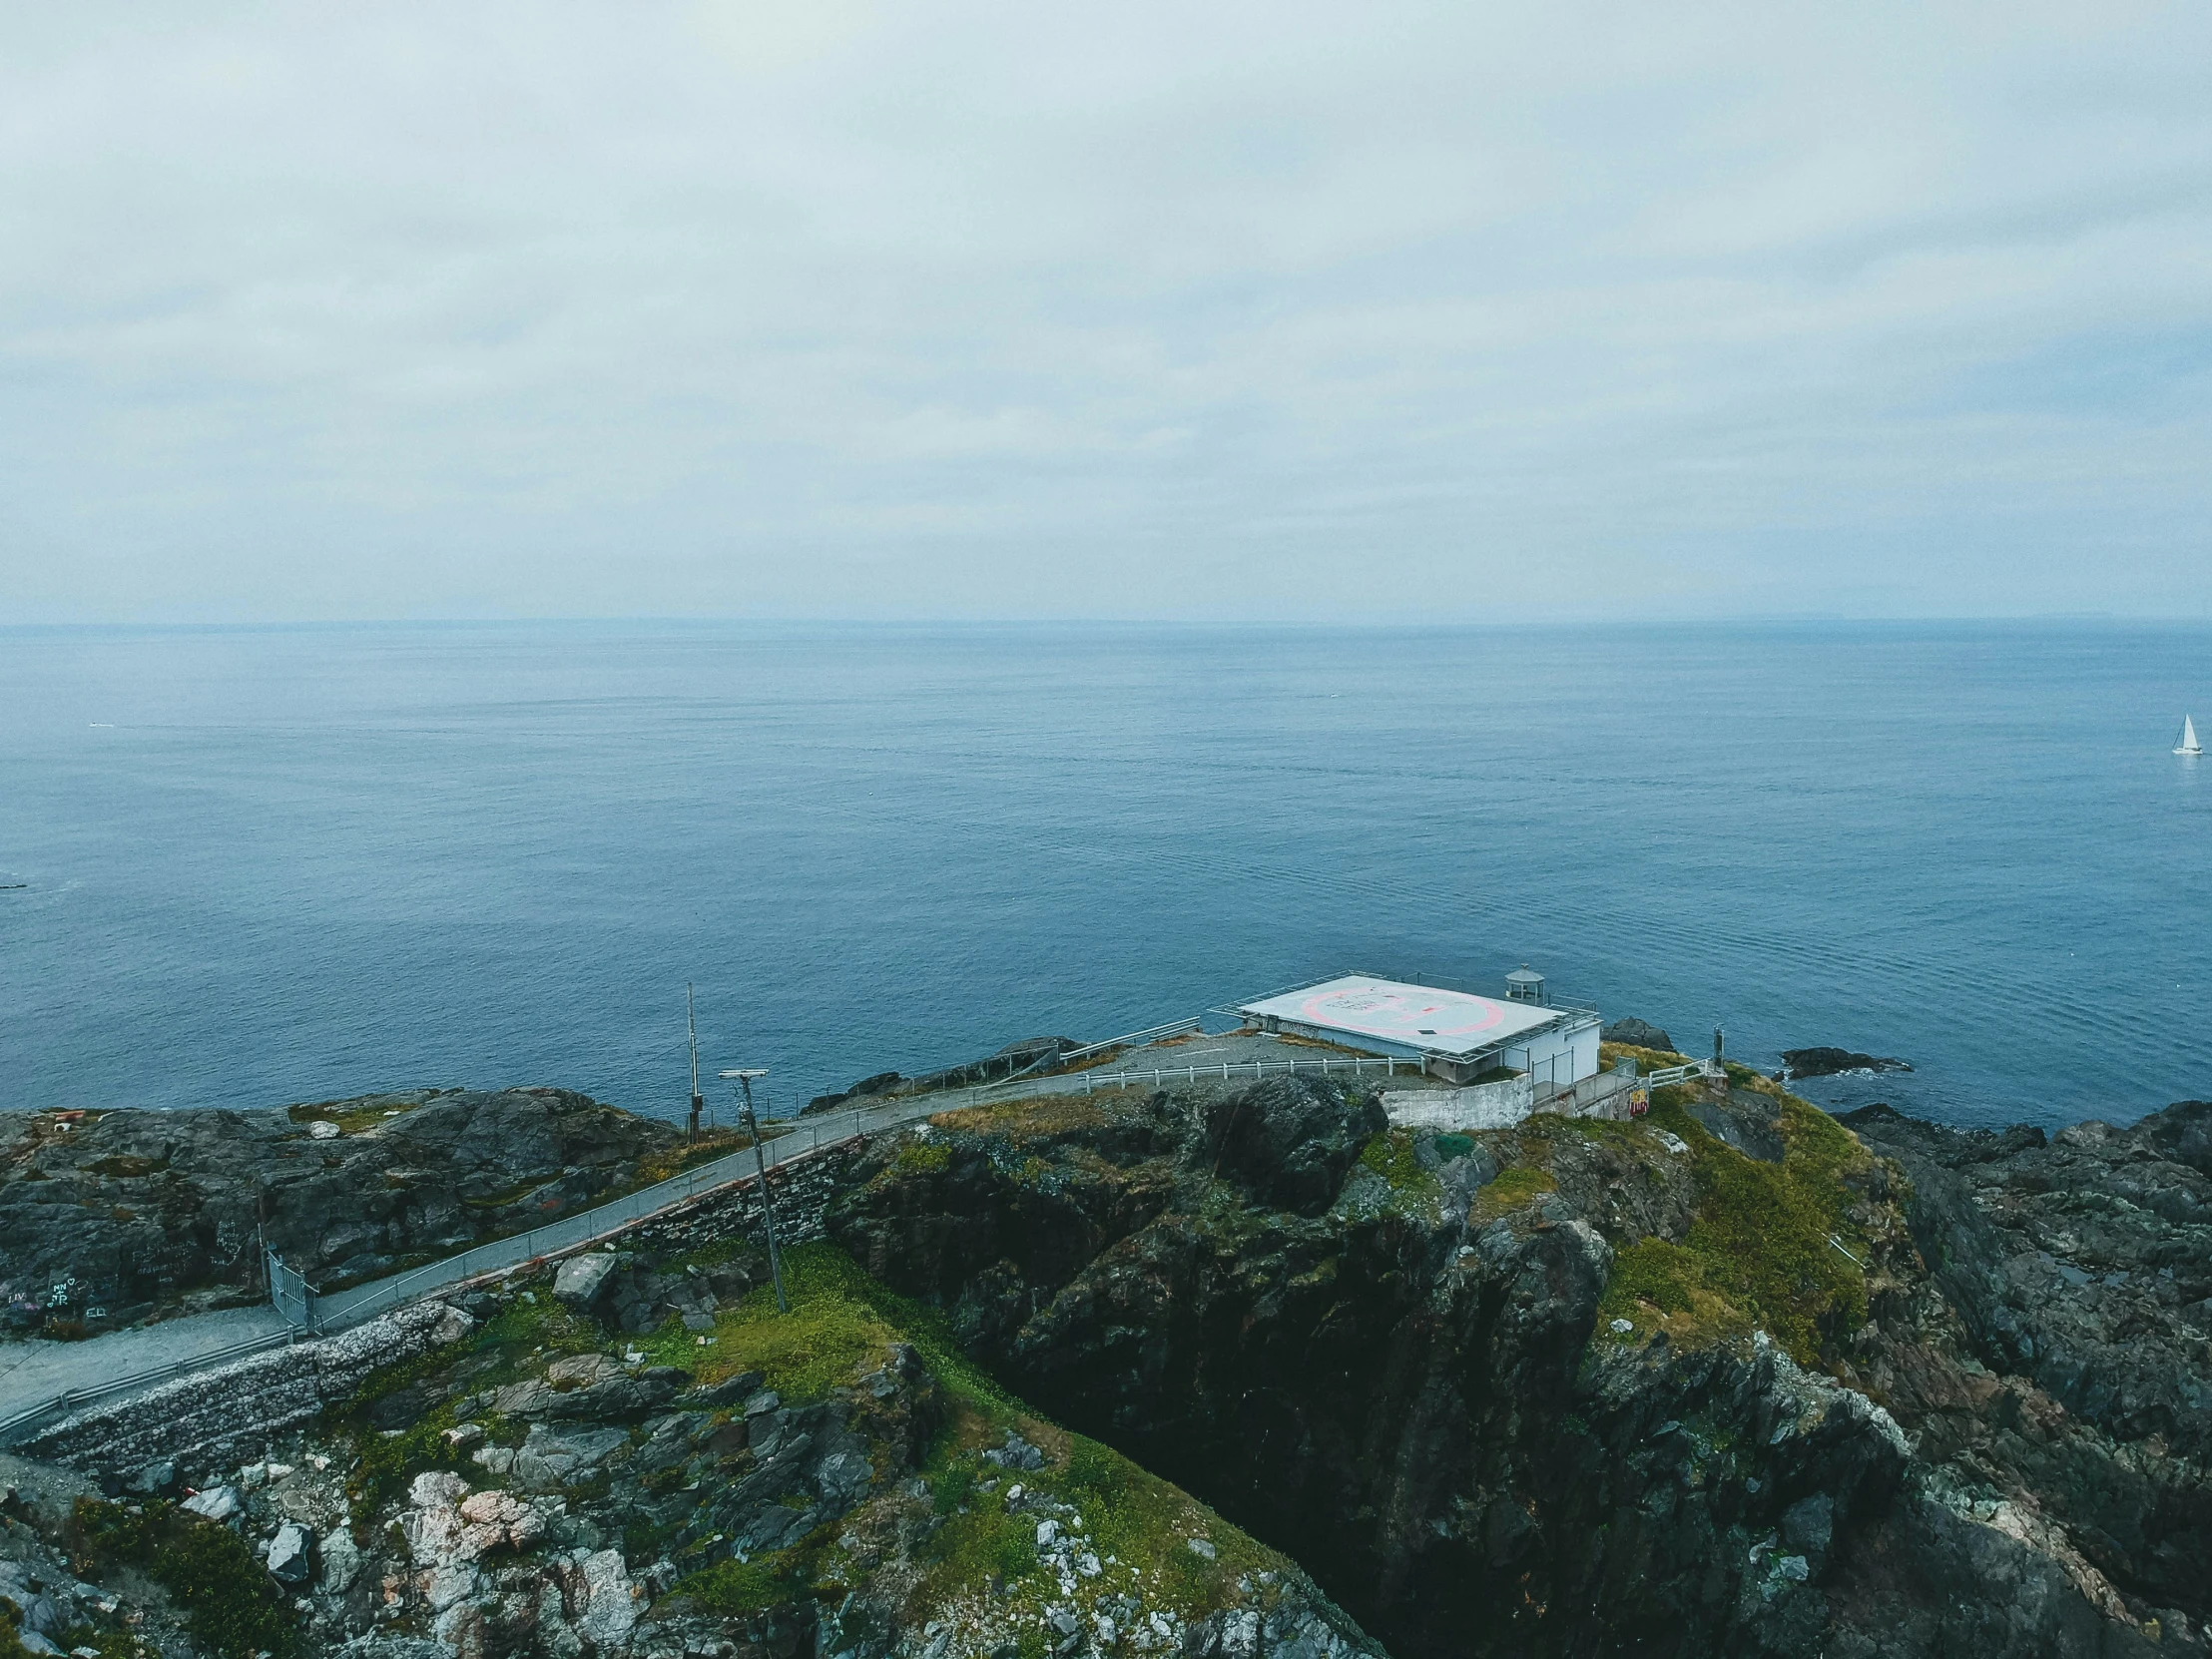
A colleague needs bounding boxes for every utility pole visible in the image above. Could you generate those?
[686,985,705,1144]
[720,1068,788,1313]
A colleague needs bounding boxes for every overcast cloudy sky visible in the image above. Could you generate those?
[3,2,2208,622]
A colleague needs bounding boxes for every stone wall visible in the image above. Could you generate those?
[26,1300,473,1479]
[616,1143,863,1258]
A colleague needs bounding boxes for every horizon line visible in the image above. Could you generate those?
[3,610,2204,634]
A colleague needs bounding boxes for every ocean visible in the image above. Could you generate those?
[2,621,2207,1131]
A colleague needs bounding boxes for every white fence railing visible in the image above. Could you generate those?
[1642,1059,1725,1088]
[1053,1018,1204,1066]
[1078,1053,1406,1092]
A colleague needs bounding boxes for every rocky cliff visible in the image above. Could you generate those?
[1,1235,1379,1659]
[4,1063,2208,1659]
[825,1069,2212,1657]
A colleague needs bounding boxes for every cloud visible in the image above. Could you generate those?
[2,0,2209,621]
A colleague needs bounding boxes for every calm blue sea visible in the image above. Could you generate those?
[2,622,2207,1132]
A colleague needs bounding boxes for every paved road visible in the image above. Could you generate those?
[0,1033,1413,1432]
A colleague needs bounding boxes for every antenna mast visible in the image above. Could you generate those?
[686,983,704,1143]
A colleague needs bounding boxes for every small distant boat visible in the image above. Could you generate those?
[2179,715,2204,757]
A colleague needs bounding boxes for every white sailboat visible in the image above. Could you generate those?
[2179,715,2204,757]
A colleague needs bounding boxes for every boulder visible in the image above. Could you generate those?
[181,1483,241,1522]
[2128,1097,2212,1177]
[266,1521,314,1586]
[981,1429,1046,1470]
[127,1459,177,1497]
[1686,1090,1786,1163]
[552,1252,618,1311]
[575,1547,640,1647]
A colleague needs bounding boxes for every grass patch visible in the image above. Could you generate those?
[1470,1164,1556,1221]
[625,1235,1297,1626]
[683,1538,837,1613]
[1596,1239,1750,1346]
[893,1142,952,1176]
[1052,1436,1265,1616]
[1358,1130,1441,1200]
[632,1243,902,1401]
[68,1499,297,1659]
[285,1094,442,1135]
[930,1096,1113,1137]
[902,1388,1264,1620]
[1598,1094,1873,1365]
[1599,1041,1692,1068]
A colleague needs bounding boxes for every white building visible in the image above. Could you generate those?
[1236,970,1600,1090]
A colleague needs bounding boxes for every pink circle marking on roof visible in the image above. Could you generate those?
[1297,985,1507,1039]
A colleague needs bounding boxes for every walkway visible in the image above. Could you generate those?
[0,1029,1414,1440]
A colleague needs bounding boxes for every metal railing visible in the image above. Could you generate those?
[0,1111,894,1446]
[319,1123,857,1330]
[268,1251,317,1333]
[1078,1053,1406,1092]
[0,1329,298,1447]
[1053,1018,1204,1066]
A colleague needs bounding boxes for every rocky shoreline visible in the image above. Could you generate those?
[0,1052,2204,1658]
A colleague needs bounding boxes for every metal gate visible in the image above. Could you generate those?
[267,1250,318,1333]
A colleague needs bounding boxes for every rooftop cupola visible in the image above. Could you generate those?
[1504,964,1546,1005]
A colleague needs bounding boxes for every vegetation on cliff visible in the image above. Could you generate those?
[1595,1076,1877,1363]
[7,1048,2208,1659]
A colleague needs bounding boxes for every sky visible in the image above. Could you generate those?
[2,2,2209,624]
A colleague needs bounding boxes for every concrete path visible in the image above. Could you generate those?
[0,1030,1415,1435]
[0,1085,974,1433]
[0,1305,286,1413]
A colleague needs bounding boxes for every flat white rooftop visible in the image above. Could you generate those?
[1238,974,1565,1059]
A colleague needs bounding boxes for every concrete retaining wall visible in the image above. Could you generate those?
[1382,1077,1535,1131]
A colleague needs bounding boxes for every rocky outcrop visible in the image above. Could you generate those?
[1781,1048,1911,1079]
[828,1078,1916,1656]
[10,1061,2209,1659]
[808,1038,1085,1112]
[1836,1101,2212,1645]
[0,1088,706,1326]
[1600,1018,1677,1054]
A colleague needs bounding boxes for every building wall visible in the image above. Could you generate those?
[1502,1018,1601,1095]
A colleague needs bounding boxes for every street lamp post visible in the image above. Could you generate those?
[719,1068,788,1313]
